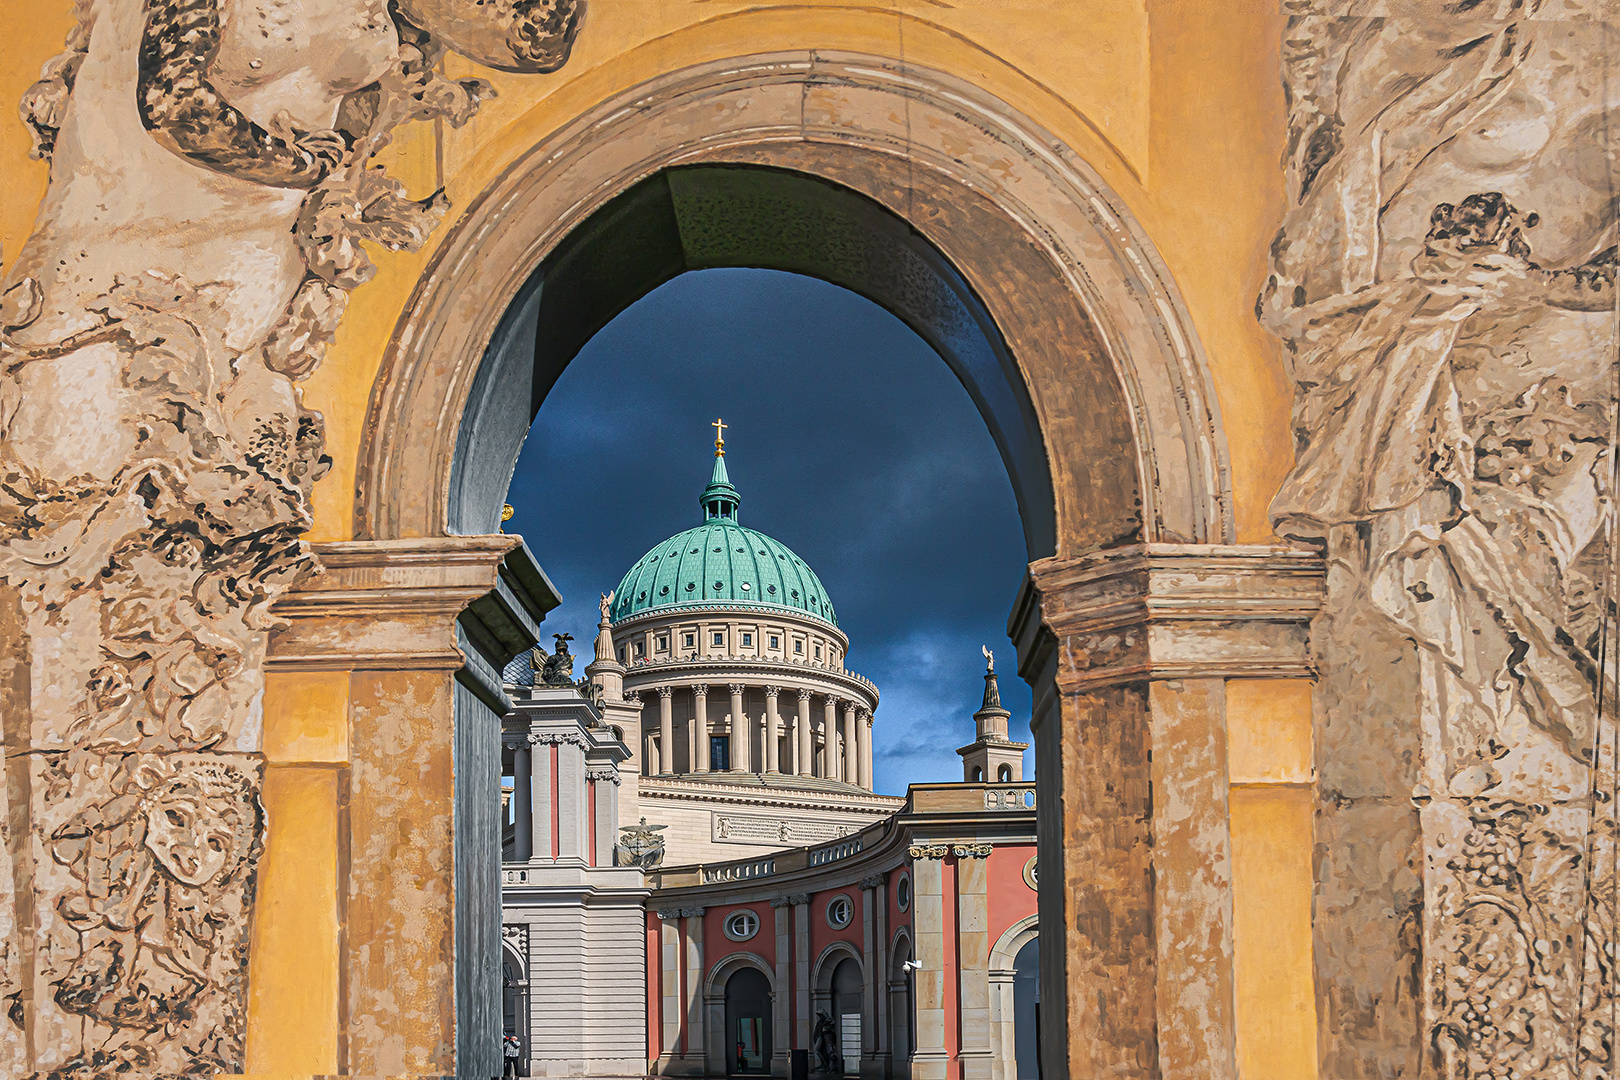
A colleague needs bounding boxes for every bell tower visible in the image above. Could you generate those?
[957,647,1029,783]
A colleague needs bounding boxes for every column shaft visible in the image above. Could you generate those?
[692,687,709,773]
[512,742,533,862]
[730,684,749,772]
[683,910,706,1065]
[860,713,874,789]
[822,698,839,780]
[958,856,992,1079]
[911,858,949,1080]
[797,692,813,778]
[658,688,674,775]
[765,689,781,773]
[841,701,858,785]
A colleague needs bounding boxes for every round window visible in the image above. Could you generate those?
[896,875,911,912]
[826,894,853,930]
[725,910,760,942]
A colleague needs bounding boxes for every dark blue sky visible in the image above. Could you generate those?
[506,268,1033,794]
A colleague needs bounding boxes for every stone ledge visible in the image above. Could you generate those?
[1009,543,1325,691]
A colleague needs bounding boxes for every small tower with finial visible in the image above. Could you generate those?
[957,647,1029,783]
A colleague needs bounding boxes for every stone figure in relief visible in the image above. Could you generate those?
[0,0,583,1073]
[1263,3,1618,1076]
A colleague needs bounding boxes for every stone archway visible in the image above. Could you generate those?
[351,51,1320,1079]
[988,916,1038,1080]
[703,951,777,1078]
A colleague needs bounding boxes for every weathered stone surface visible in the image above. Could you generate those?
[0,0,581,1072]
[1265,5,1620,1075]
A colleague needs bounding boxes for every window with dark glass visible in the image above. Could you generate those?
[710,735,731,771]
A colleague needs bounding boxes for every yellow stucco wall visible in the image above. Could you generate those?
[1,2,1312,1073]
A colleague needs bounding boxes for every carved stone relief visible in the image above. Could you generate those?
[0,0,582,1072]
[1264,4,1619,1076]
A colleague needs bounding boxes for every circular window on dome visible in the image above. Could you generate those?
[650,555,658,561]
[758,550,767,556]
[741,583,751,592]
[736,547,745,553]
[767,585,776,595]
[637,591,646,601]
[669,551,677,557]
[791,590,799,599]
[826,895,853,930]
[713,547,722,553]
[690,548,699,554]
[724,910,760,942]
[660,586,669,596]
[713,581,724,590]
[686,583,696,592]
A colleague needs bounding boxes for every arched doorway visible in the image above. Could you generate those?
[1013,938,1039,1080]
[501,938,529,1076]
[989,916,1039,1080]
[724,967,772,1075]
[830,958,864,1075]
[357,52,1249,1080]
[888,930,914,1077]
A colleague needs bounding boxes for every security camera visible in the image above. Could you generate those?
[902,959,922,972]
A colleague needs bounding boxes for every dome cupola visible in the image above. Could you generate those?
[610,425,839,629]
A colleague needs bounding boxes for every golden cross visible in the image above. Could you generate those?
[712,417,727,455]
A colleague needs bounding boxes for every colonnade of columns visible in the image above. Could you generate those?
[639,682,873,788]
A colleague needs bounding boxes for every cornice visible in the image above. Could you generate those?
[622,657,878,706]
[1009,543,1324,691]
[639,776,903,814]
[610,603,847,647]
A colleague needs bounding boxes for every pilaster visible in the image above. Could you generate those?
[682,907,707,1070]
[909,855,949,1080]
[772,897,797,1077]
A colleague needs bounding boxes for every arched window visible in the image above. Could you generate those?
[971,765,984,782]
[997,764,1013,782]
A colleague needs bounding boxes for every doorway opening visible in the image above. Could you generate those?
[724,967,773,1075]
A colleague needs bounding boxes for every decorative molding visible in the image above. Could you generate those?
[1010,543,1324,691]
[679,907,707,919]
[656,685,673,699]
[859,874,885,890]
[532,731,588,749]
[713,812,858,847]
[692,684,708,697]
[763,685,780,699]
[798,688,814,702]
[953,844,993,859]
[586,766,621,785]
[501,923,530,957]
[908,845,949,860]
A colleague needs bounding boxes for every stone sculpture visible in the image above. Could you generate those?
[534,632,576,687]
[1263,4,1618,1076]
[812,1011,841,1075]
[0,0,582,1072]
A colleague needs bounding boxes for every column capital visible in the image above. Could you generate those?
[656,684,673,699]
[728,682,746,696]
[1008,542,1324,692]
[680,906,707,919]
[774,893,810,907]
[864,712,874,728]
[859,874,885,890]
[797,688,813,702]
[692,683,708,696]
[763,684,781,699]
[585,765,621,785]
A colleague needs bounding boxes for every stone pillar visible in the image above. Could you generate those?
[764,685,782,773]
[645,733,657,776]
[859,712,874,790]
[841,700,859,785]
[659,912,682,1074]
[797,690,814,778]
[822,697,839,780]
[555,733,587,862]
[957,851,992,1079]
[910,854,949,1080]
[589,765,620,867]
[532,733,555,859]
[691,685,709,774]
[729,683,749,772]
[682,908,707,1069]
[794,893,813,1052]
[772,897,795,1077]
[511,737,534,862]
[860,875,888,1078]
[1007,546,1321,1080]
[657,685,674,774]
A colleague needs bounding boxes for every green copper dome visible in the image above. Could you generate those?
[610,451,839,629]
